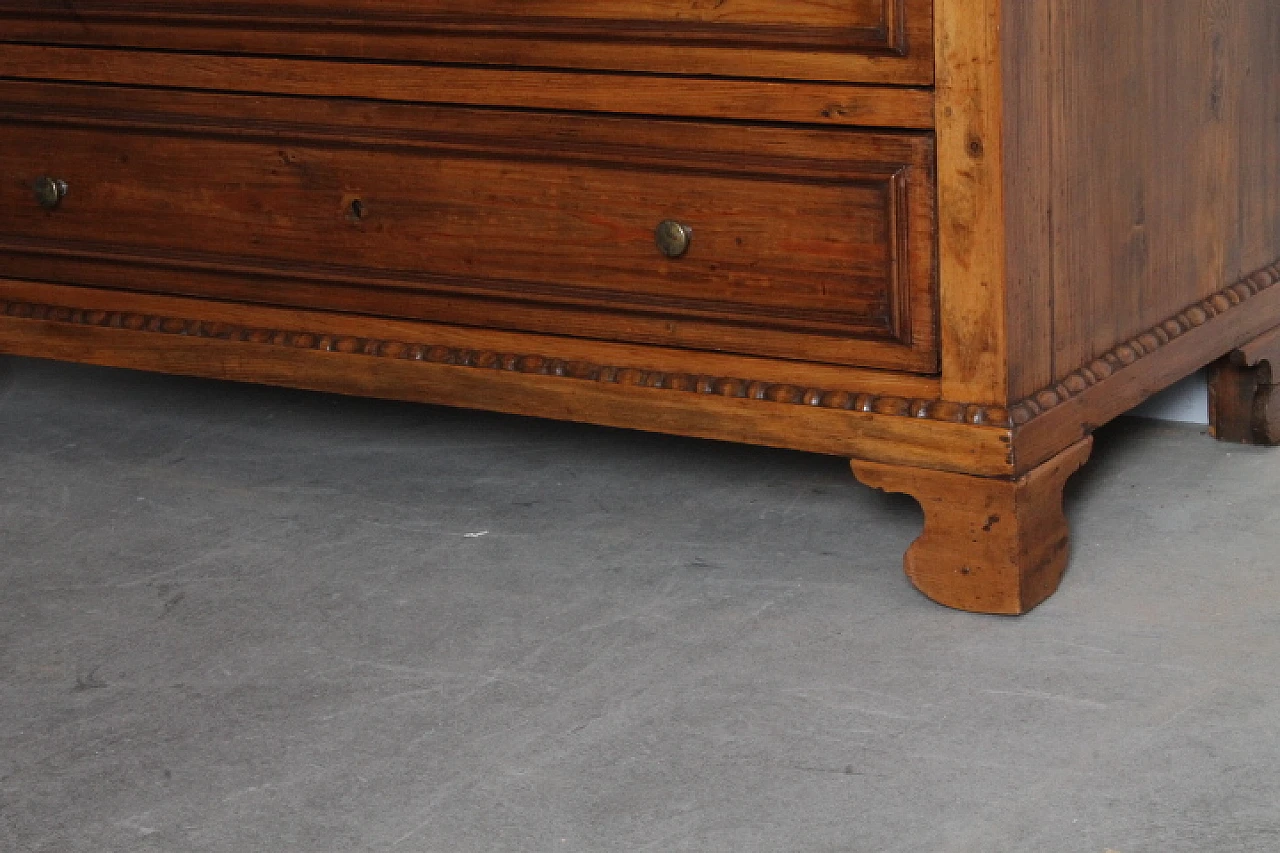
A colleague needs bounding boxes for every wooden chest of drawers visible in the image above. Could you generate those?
[2,1,1278,613]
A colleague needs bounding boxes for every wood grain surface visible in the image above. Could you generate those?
[0,45,936,130]
[1000,0,1280,400]
[1210,325,1280,446]
[0,0,934,84]
[0,280,1015,476]
[933,0,1010,405]
[1013,261,1280,472]
[0,81,939,372]
[853,438,1093,615]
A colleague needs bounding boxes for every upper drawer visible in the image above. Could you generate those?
[0,0,935,85]
[0,82,938,372]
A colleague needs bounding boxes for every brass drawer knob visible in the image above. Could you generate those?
[655,219,692,259]
[33,176,69,210]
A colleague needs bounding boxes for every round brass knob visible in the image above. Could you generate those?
[33,176,68,210]
[655,219,692,259]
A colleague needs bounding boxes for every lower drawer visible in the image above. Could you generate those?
[0,0,935,85]
[0,81,938,370]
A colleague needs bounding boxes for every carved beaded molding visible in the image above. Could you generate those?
[1007,260,1280,425]
[0,297,1007,425]
[2,260,1277,430]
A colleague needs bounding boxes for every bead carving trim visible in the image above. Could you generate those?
[2,259,1276,430]
[0,297,1007,426]
[1008,260,1280,425]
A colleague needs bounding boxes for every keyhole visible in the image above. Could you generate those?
[348,198,366,221]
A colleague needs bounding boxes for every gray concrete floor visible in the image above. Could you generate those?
[1,355,1278,853]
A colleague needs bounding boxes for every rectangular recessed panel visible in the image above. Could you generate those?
[0,0,934,84]
[0,83,938,370]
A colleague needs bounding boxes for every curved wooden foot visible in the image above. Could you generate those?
[851,439,1093,615]
[1209,326,1280,446]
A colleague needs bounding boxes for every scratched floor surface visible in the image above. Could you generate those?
[2,356,1278,853]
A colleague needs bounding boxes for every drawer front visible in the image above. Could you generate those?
[0,0,933,85]
[0,84,938,371]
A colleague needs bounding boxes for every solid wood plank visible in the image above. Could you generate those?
[0,45,936,130]
[934,0,1010,405]
[0,282,1015,476]
[1234,6,1280,285]
[988,0,1280,412]
[0,0,935,85]
[1000,0,1056,399]
[853,438,1092,615]
[1046,1,1280,383]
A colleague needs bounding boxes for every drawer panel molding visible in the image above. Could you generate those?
[0,0,934,84]
[0,83,939,371]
